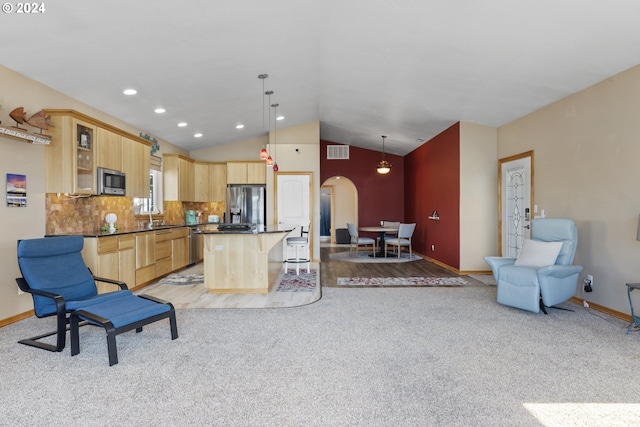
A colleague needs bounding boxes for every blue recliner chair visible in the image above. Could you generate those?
[16,236,178,365]
[484,218,583,314]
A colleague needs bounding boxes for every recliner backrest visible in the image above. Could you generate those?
[17,236,98,317]
[531,218,578,265]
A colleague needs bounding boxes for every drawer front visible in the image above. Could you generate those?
[135,264,156,286]
[155,258,173,277]
[97,236,118,254]
[119,234,135,250]
[171,227,189,239]
[155,230,172,242]
[155,240,172,260]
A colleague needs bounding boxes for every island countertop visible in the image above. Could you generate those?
[195,224,296,234]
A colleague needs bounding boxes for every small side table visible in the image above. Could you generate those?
[626,283,640,334]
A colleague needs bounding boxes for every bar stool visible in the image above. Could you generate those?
[285,222,310,275]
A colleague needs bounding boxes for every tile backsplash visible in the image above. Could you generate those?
[46,194,226,235]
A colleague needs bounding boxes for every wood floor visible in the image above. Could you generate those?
[320,246,460,287]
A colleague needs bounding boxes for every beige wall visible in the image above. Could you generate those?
[498,64,640,314]
[322,176,358,240]
[0,66,184,322]
[459,122,498,271]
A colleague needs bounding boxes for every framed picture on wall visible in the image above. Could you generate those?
[7,173,27,207]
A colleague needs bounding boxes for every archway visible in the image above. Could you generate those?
[321,176,358,244]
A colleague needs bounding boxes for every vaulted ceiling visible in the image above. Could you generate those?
[4,1,640,156]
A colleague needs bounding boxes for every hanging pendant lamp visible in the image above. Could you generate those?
[258,74,270,160]
[271,103,279,171]
[376,135,391,174]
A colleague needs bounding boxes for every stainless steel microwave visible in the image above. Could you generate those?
[97,167,126,196]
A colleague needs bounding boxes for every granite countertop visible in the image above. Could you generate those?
[196,224,295,234]
[47,223,296,238]
[46,224,188,238]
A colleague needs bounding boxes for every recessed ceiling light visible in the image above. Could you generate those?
[154,108,166,114]
[194,133,203,138]
[276,115,284,121]
[123,89,137,95]
[178,122,188,127]
[236,124,245,129]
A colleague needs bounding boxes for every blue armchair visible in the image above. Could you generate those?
[484,218,583,314]
[16,236,178,365]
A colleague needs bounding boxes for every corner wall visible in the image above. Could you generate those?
[498,64,640,314]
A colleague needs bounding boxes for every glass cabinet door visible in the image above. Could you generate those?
[73,120,96,193]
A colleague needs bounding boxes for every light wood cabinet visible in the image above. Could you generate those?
[164,154,195,201]
[194,161,211,202]
[122,137,151,198]
[82,236,119,293]
[226,161,266,184]
[45,110,151,196]
[155,230,173,277]
[118,235,136,288]
[96,128,122,171]
[210,162,227,202]
[172,227,190,270]
[45,113,97,194]
[135,232,156,285]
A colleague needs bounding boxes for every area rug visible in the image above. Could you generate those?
[336,276,470,287]
[276,269,317,292]
[329,251,421,263]
[158,273,204,285]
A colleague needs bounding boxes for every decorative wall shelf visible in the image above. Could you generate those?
[428,216,440,221]
[0,124,51,145]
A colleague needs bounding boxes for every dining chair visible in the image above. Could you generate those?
[377,220,400,246]
[385,223,416,258]
[347,223,376,257]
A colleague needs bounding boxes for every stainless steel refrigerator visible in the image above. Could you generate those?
[226,184,266,226]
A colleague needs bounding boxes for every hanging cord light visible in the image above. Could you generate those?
[271,103,279,171]
[377,135,391,174]
[265,90,274,166]
[258,74,269,160]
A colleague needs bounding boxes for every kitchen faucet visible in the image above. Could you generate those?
[148,205,159,229]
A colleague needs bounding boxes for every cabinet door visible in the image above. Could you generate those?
[210,163,227,202]
[194,162,211,202]
[163,154,194,201]
[172,236,189,270]
[179,158,195,201]
[122,137,151,198]
[135,232,155,269]
[226,162,248,184]
[118,235,136,288]
[96,128,122,171]
[73,119,97,194]
[246,161,266,184]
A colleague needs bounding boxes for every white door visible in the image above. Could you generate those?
[276,172,312,259]
[499,152,533,257]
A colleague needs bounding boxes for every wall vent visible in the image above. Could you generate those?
[327,145,349,159]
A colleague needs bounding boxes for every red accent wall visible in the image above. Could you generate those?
[404,123,460,269]
[320,140,404,229]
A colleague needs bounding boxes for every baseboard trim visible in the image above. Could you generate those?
[570,297,631,323]
[0,309,34,328]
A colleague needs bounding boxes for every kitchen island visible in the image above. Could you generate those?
[196,224,294,293]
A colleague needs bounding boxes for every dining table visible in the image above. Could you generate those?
[359,225,399,257]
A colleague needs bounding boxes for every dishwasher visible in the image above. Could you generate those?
[188,225,201,265]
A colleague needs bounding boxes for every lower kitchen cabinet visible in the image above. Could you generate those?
[155,229,173,277]
[118,235,136,288]
[172,227,190,270]
[135,231,156,286]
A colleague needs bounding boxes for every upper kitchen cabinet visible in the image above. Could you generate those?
[96,128,122,171]
[45,111,97,194]
[45,110,152,197]
[194,161,211,202]
[226,161,266,184]
[164,153,195,201]
[210,162,227,202]
[122,137,151,198]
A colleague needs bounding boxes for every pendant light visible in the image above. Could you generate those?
[258,74,269,160]
[265,90,274,166]
[376,135,391,174]
[271,103,279,171]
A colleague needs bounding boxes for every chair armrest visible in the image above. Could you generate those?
[537,265,583,280]
[92,276,128,290]
[483,256,516,282]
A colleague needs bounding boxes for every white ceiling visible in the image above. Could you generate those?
[3,0,640,156]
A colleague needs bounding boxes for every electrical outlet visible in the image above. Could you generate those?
[587,275,593,286]
[431,244,435,251]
